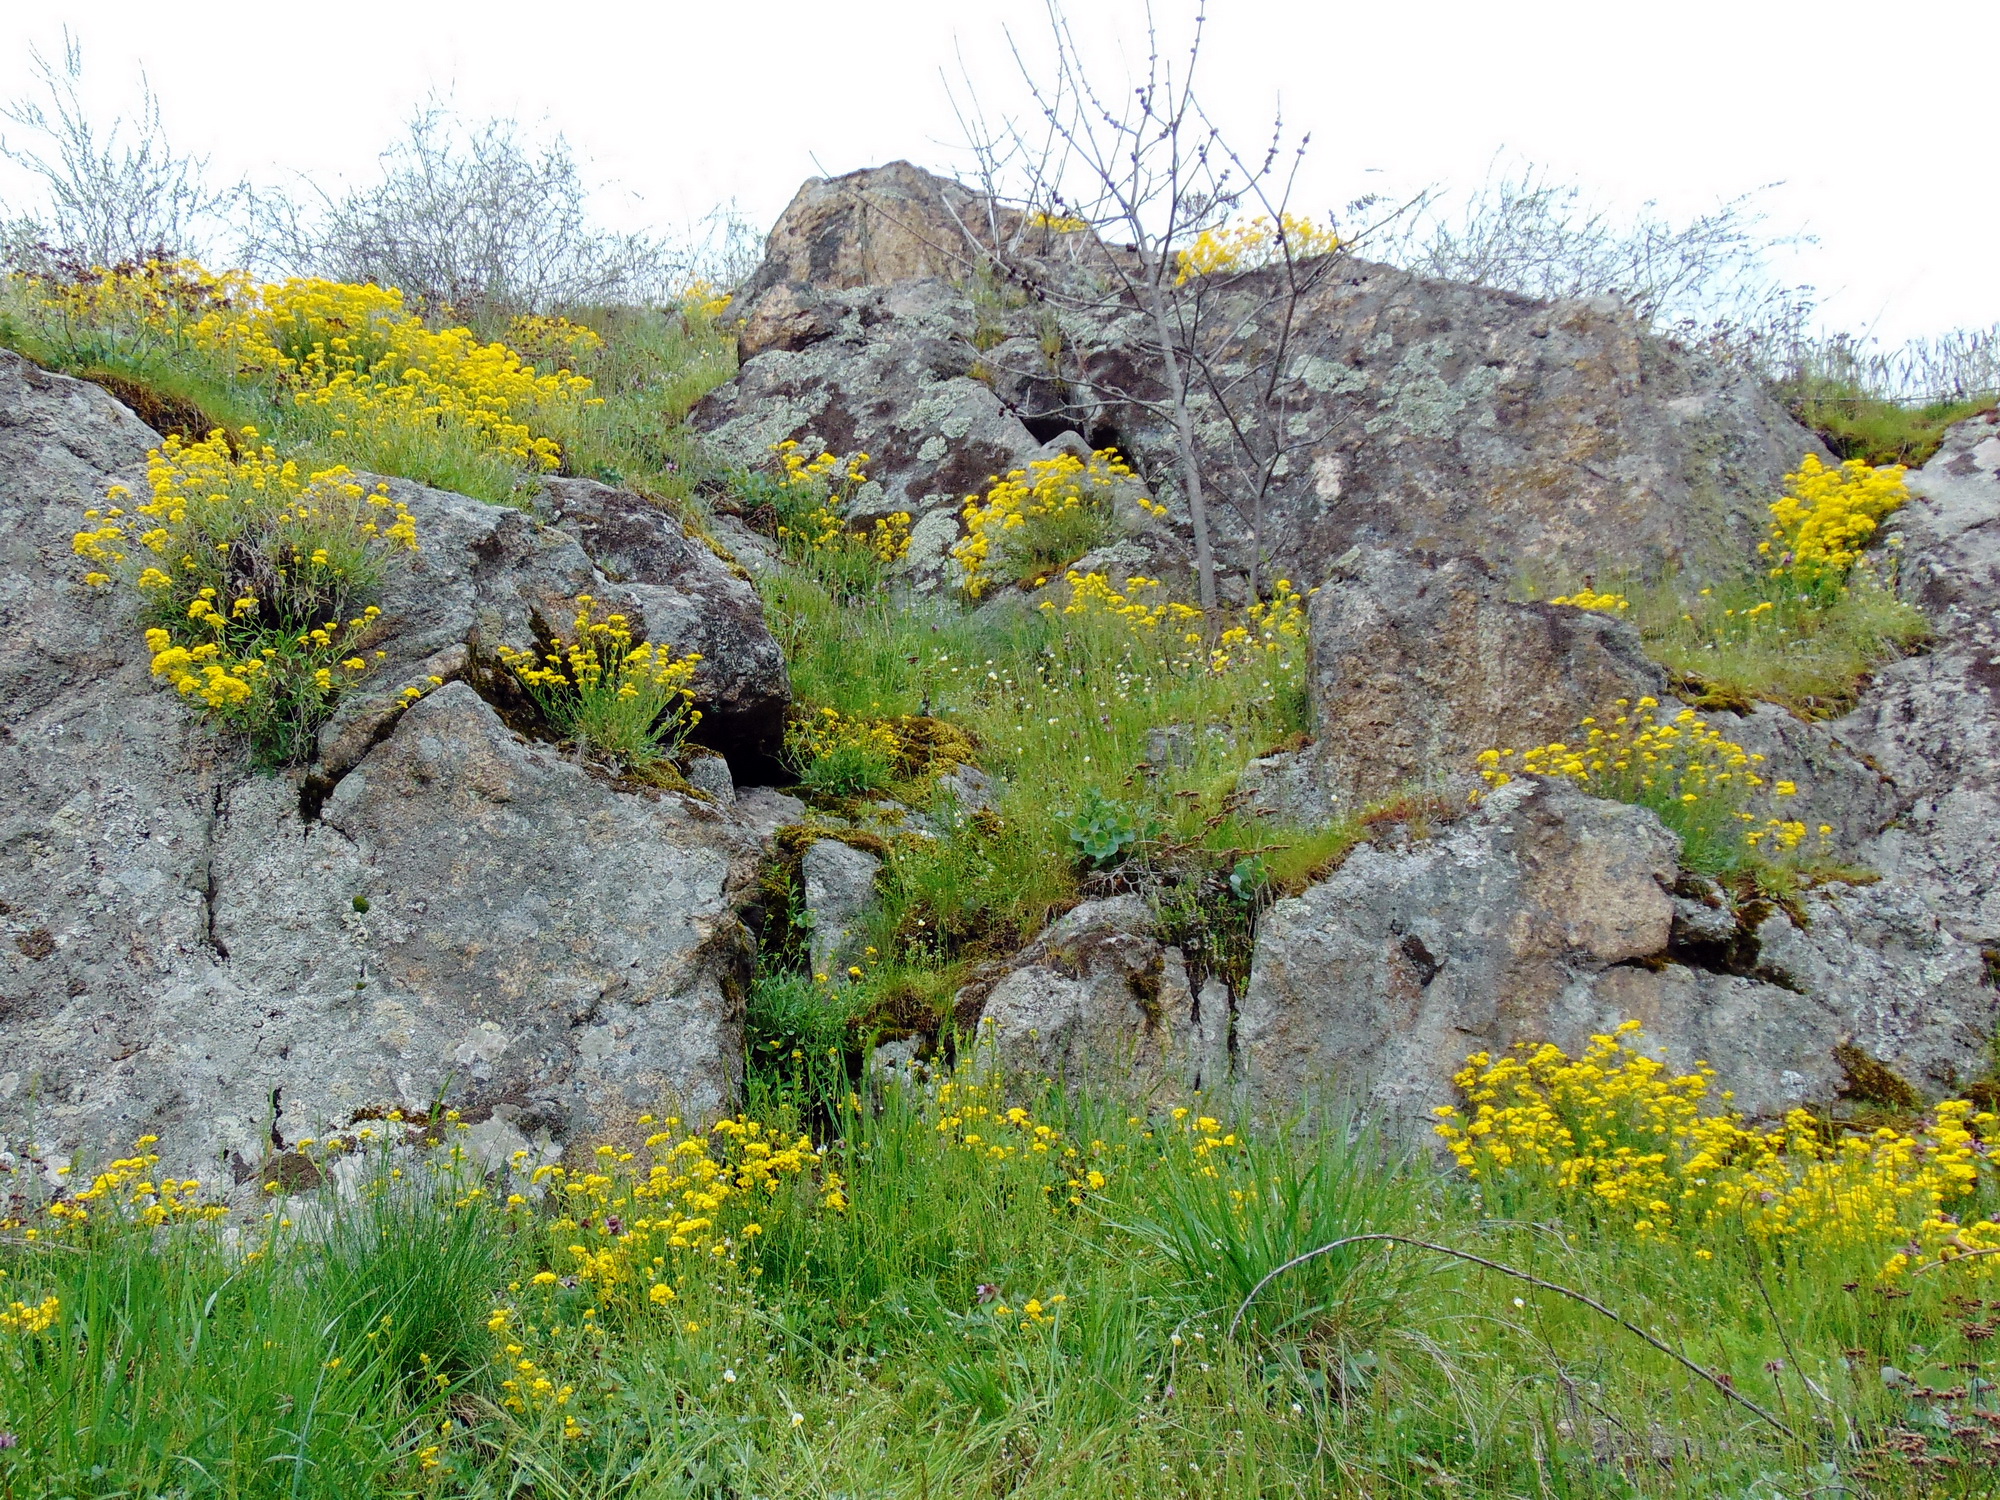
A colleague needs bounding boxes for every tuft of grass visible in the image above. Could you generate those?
[1628,569,1929,719]
[1780,376,1994,468]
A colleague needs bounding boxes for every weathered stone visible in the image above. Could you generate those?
[1837,410,2000,944]
[693,277,1047,540]
[0,351,790,1179]
[801,837,882,977]
[975,896,1196,1087]
[701,166,1827,600]
[307,474,789,784]
[1302,548,1662,810]
[1236,776,1999,1131]
[731,162,990,342]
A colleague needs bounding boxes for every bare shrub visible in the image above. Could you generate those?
[1367,159,1817,349]
[950,0,1355,607]
[249,108,684,316]
[0,32,237,268]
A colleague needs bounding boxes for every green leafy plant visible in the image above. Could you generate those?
[1063,786,1150,869]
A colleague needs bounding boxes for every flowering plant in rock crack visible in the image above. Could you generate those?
[74,430,427,765]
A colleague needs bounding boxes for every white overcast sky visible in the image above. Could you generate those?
[1,0,1992,346]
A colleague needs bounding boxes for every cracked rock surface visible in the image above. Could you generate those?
[0,350,795,1177]
[1237,778,1998,1130]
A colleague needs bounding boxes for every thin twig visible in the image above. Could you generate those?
[1914,1245,2000,1274]
[1227,1232,1799,1442]
[0,1233,85,1254]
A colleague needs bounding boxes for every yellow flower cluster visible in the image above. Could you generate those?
[786,704,906,770]
[1037,572,1311,679]
[1039,571,1201,632]
[768,441,912,567]
[0,1295,60,1336]
[1435,1024,2000,1272]
[1175,213,1342,283]
[1547,586,1630,612]
[76,431,415,760]
[1762,453,1909,590]
[928,1074,1115,1208]
[33,260,597,473]
[953,449,1134,598]
[496,595,702,769]
[681,279,733,321]
[1211,577,1310,672]
[506,312,606,370]
[1477,696,1818,858]
[1027,209,1091,233]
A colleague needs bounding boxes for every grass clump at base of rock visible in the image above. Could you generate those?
[8,1030,2000,1496]
[1544,453,1931,720]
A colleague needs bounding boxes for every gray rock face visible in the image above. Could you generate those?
[1235,777,1999,1130]
[1303,549,1664,810]
[974,896,1226,1092]
[1837,410,2000,944]
[698,165,1825,600]
[800,837,882,977]
[0,351,789,1178]
[311,470,789,784]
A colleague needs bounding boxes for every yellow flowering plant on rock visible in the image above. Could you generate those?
[1762,453,1910,600]
[11,259,600,499]
[1174,213,1342,284]
[74,430,419,765]
[495,595,702,773]
[1435,1024,2000,1275]
[1546,586,1629,613]
[1562,454,1927,719]
[761,441,910,593]
[1476,695,1819,875]
[953,449,1135,597]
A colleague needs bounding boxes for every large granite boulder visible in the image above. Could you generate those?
[0,350,796,1180]
[1235,777,1998,1131]
[1837,409,2000,946]
[695,164,1826,599]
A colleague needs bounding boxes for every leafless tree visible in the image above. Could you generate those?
[0,32,237,267]
[948,0,1343,610]
[248,108,683,316]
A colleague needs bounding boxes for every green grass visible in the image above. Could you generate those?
[1625,570,1930,720]
[1779,376,1994,468]
[7,1078,1999,1497]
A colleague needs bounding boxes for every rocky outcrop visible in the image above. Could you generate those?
[310,471,790,786]
[697,164,1825,599]
[730,162,995,358]
[1838,409,2000,946]
[0,350,795,1177]
[1235,777,1998,1129]
[1300,548,1664,809]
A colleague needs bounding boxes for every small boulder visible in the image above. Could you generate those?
[801,837,883,977]
[974,896,1219,1090]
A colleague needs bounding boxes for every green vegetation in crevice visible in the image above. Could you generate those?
[1779,376,1994,468]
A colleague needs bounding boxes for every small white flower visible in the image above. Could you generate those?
[790,1411,805,1426]
[723,1369,737,1383]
